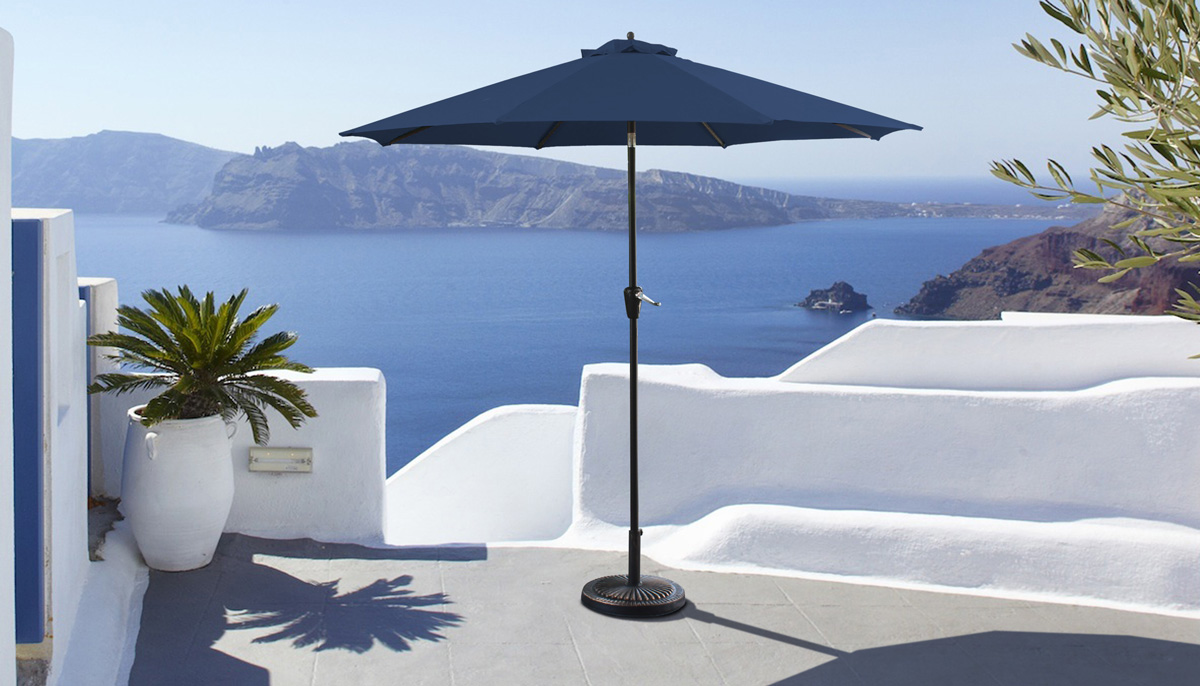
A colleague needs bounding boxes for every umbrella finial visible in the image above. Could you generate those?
[627,31,634,39]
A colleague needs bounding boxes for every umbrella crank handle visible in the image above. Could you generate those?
[623,286,661,319]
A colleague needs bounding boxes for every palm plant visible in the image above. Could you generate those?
[87,286,317,445]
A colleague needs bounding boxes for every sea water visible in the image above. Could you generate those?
[74,215,1052,474]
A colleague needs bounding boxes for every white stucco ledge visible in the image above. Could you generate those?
[778,314,1200,391]
[12,207,72,221]
[639,505,1200,618]
[55,521,147,686]
[386,404,576,545]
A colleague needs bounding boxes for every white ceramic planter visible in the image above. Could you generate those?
[120,407,235,571]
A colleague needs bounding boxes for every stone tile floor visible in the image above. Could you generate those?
[130,534,1200,685]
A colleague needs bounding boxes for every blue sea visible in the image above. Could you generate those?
[74,211,1054,475]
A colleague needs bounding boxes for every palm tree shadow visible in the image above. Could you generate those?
[226,573,462,653]
[130,534,482,685]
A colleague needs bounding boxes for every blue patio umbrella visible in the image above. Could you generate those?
[342,34,920,618]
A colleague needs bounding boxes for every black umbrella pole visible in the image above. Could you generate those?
[580,122,685,618]
[627,123,641,586]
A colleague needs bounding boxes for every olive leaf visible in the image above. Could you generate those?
[992,0,1200,322]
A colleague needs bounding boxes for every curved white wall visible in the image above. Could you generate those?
[575,363,1200,529]
[374,313,1200,612]
[386,405,576,545]
[779,315,1200,390]
[652,505,1200,613]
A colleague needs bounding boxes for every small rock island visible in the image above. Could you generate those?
[798,281,871,313]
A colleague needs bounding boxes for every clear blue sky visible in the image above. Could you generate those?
[3,0,1124,182]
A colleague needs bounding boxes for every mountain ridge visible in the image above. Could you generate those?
[13,130,238,213]
[166,139,1096,232]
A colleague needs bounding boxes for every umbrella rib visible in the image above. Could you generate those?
[536,121,563,150]
[387,126,431,145]
[701,122,726,148]
[835,123,874,140]
[658,57,775,125]
[491,58,604,126]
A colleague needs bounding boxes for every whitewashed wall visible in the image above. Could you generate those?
[778,315,1200,390]
[0,25,16,686]
[78,277,119,497]
[228,368,386,542]
[565,357,1200,613]
[374,311,1200,611]
[101,368,388,544]
[386,405,576,544]
[10,210,91,684]
[44,212,88,684]
[574,362,1200,528]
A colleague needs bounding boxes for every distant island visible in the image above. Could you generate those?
[896,202,1196,318]
[167,141,1098,232]
[798,282,871,313]
[9,130,1096,232]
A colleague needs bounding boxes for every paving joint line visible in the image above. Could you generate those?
[180,567,226,665]
[790,605,836,652]
[438,559,459,686]
[905,592,1007,686]
[684,610,729,685]
[563,613,594,686]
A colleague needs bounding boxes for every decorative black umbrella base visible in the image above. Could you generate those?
[581,574,686,618]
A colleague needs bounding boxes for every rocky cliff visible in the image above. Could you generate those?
[166,141,1095,232]
[798,282,871,312]
[896,202,1198,319]
[13,130,237,213]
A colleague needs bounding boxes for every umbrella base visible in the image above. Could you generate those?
[581,574,686,618]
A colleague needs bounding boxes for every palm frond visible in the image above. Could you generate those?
[88,373,172,396]
[234,331,302,372]
[250,359,315,374]
[220,304,278,361]
[88,286,316,445]
[87,332,184,373]
[225,387,272,445]
[115,306,184,361]
[142,289,205,364]
[232,374,317,423]
[141,389,188,425]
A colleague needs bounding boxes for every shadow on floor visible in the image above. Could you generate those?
[684,605,846,658]
[215,532,487,563]
[770,632,1200,686]
[129,534,482,685]
[668,603,1198,685]
[225,571,462,653]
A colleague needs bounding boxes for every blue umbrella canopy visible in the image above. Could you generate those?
[340,37,921,148]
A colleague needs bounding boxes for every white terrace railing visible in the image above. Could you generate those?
[389,314,1200,615]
